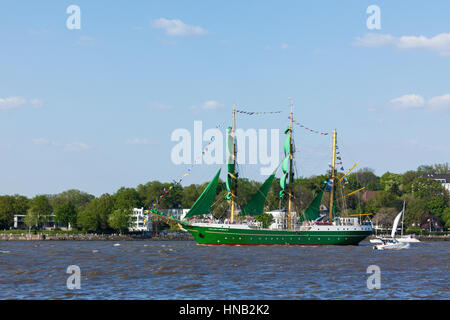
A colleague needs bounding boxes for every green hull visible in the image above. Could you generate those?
[181,224,371,246]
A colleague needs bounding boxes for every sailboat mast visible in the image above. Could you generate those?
[329,129,337,221]
[401,200,405,237]
[230,104,237,223]
[287,102,294,230]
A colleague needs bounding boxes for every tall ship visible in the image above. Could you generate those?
[154,103,373,245]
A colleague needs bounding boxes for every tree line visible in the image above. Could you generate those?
[0,163,449,232]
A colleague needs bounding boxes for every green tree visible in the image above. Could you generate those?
[411,177,449,202]
[54,202,77,228]
[26,195,53,228]
[108,209,131,234]
[181,184,200,208]
[77,193,114,231]
[404,196,428,228]
[350,168,380,191]
[417,163,450,174]
[0,196,15,229]
[380,172,402,195]
[255,213,274,228]
[50,189,94,212]
[113,187,142,211]
[441,207,450,228]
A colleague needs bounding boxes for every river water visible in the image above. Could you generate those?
[0,240,448,300]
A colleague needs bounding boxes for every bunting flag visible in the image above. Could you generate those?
[148,121,227,210]
[289,118,330,135]
[335,143,349,185]
[236,109,283,115]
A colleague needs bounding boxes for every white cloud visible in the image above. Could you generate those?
[33,138,91,151]
[190,100,224,111]
[65,142,91,152]
[390,93,450,111]
[152,18,207,36]
[0,96,43,111]
[428,94,450,111]
[389,94,426,109]
[0,96,27,111]
[125,138,151,145]
[354,33,396,47]
[32,138,51,145]
[354,33,450,56]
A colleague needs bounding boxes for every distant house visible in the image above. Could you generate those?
[13,213,57,230]
[420,173,450,192]
[420,215,444,232]
[129,208,152,232]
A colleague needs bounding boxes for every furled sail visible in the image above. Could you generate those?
[225,126,235,200]
[239,172,276,216]
[280,128,291,198]
[299,189,324,222]
[184,169,221,218]
[391,209,404,238]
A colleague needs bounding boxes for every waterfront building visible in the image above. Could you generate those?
[420,173,450,191]
[13,213,57,230]
[266,209,299,230]
[129,208,152,232]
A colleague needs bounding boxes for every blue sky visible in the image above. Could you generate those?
[1,1,449,197]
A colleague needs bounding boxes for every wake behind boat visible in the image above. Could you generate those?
[373,238,410,250]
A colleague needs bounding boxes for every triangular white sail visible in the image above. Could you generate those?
[391,209,404,238]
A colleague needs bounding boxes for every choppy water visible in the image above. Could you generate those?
[0,241,448,299]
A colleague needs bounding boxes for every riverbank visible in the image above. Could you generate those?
[368,234,449,241]
[0,232,194,241]
[1,232,447,241]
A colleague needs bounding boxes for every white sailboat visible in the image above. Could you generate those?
[372,202,412,250]
[370,201,420,244]
[396,201,420,243]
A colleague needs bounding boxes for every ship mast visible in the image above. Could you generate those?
[329,129,337,221]
[230,104,237,223]
[287,102,294,230]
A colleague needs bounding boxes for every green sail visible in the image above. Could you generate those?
[225,126,234,196]
[185,169,221,218]
[239,172,276,216]
[298,189,324,222]
[284,136,290,155]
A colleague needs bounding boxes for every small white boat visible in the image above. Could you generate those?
[374,238,410,250]
[371,201,421,246]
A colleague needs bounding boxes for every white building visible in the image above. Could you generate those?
[421,174,450,192]
[129,208,152,232]
[167,208,190,220]
[13,213,58,230]
[266,209,299,230]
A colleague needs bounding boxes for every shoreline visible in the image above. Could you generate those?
[0,232,194,241]
[0,233,447,241]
